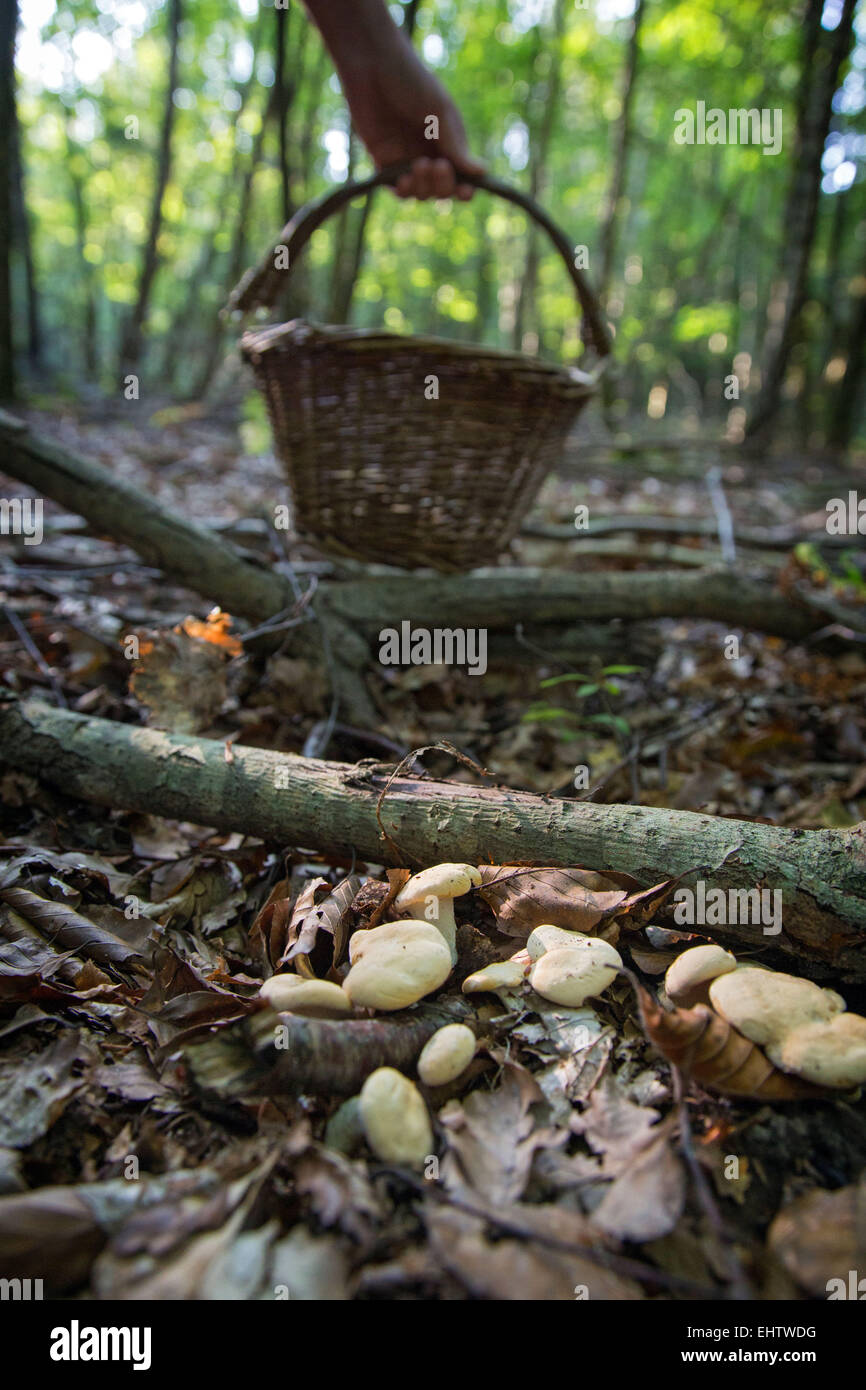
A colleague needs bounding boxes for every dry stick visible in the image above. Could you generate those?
[2,696,866,981]
[376,1166,717,1298]
[522,513,862,550]
[621,965,754,1299]
[670,1067,753,1301]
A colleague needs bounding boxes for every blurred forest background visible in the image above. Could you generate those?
[1,0,865,450]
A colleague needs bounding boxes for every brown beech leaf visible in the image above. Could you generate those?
[278,874,362,978]
[424,1203,643,1301]
[634,983,828,1100]
[0,1033,88,1148]
[440,1060,560,1206]
[477,866,674,940]
[768,1182,866,1297]
[592,1131,686,1243]
[128,611,241,734]
[249,878,292,971]
[0,887,146,977]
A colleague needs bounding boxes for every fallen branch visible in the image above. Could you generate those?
[3,412,863,645]
[0,408,291,622]
[522,514,860,551]
[183,997,474,1099]
[2,696,864,980]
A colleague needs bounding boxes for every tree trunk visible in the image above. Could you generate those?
[10,84,40,370]
[827,246,866,450]
[2,697,865,981]
[119,0,182,374]
[191,89,274,399]
[746,0,857,440]
[160,8,265,389]
[0,0,18,400]
[65,120,99,381]
[513,3,566,353]
[597,0,646,304]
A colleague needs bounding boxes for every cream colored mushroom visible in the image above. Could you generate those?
[767,1014,866,1089]
[462,959,528,993]
[259,974,352,1017]
[417,1023,476,1086]
[665,943,739,1007]
[358,1067,433,1168]
[393,863,482,964]
[349,919,446,965]
[526,924,591,960]
[342,921,452,1010]
[708,966,845,1048]
[528,937,622,1008]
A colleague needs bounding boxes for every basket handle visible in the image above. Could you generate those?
[224,160,611,358]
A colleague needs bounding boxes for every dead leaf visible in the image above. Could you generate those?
[0,886,146,976]
[278,874,361,978]
[269,1226,350,1300]
[441,1060,559,1205]
[425,1203,643,1300]
[477,865,674,940]
[0,1033,88,1148]
[591,1131,686,1242]
[129,614,240,733]
[768,1182,866,1297]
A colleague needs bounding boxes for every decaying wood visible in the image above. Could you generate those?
[183,996,475,1098]
[1,695,865,981]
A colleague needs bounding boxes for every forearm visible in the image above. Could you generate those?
[303,0,410,73]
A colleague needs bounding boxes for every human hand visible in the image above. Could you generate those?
[305,0,484,200]
[341,40,484,200]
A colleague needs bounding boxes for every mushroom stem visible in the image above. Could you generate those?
[402,900,457,963]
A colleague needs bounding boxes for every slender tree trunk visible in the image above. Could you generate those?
[191,92,274,398]
[160,11,265,388]
[275,1,293,224]
[65,122,99,381]
[119,0,182,374]
[0,0,18,400]
[512,16,557,351]
[827,246,866,450]
[597,0,646,304]
[746,0,857,440]
[820,182,854,433]
[10,92,40,369]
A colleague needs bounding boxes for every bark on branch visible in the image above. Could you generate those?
[2,696,864,982]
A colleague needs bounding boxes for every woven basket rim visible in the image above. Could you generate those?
[241,318,600,388]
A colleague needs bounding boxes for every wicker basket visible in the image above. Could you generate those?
[228,163,611,572]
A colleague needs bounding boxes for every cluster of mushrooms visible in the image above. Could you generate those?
[664,943,866,1091]
[258,863,866,1166]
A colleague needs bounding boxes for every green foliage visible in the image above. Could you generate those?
[522,662,641,740]
[9,0,866,440]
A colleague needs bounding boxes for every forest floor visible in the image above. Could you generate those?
[0,400,865,1300]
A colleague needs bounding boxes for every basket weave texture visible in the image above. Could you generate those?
[230,163,611,572]
[242,320,595,571]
